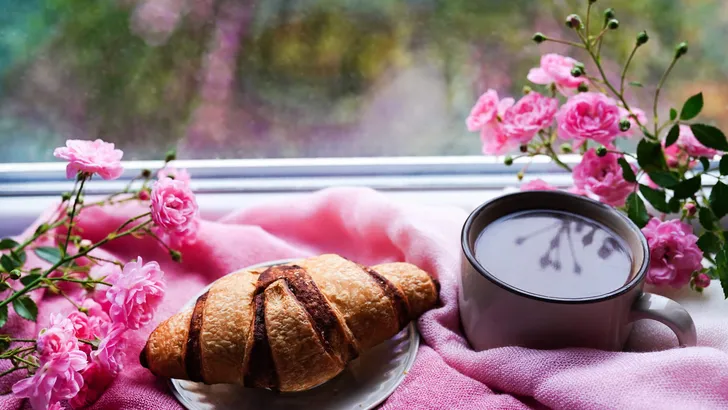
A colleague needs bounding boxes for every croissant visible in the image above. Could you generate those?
[140,254,438,392]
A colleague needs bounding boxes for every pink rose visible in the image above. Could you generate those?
[150,178,199,242]
[70,362,115,409]
[641,218,703,288]
[479,98,517,155]
[618,107,647,137]
[520,179,558,191]
[501,92,559,144]
[37,314,81,361]
[13,314,88,409]
[105,257,166,330]
[572,149,635,206]
[527,53,584,89]
[81,298,111,323]
[557,92,622,146]
[567,186,589,196]
[91,323,126,376]
[67,311,105,354]
[663,141,692,169]
[466,89,514,132]
[677,125,719,158]
[53,139,124,180]
[157,166,191,185]
[694,273,711,289]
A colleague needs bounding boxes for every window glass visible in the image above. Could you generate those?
[0,0,723,162]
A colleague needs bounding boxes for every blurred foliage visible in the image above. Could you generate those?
[0,0,726,161]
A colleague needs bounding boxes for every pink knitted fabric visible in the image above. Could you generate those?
[2,187,728,409]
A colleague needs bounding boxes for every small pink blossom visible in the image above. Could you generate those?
[49,403,63,410]
[684,203,697,217]
[37,314,80,362]
[520,179,558,191]
[527,53,584,89]
[157,166,191,185]
[138,190,150,201]
[150,178,199,243]
[567,186,589,196]
[67,311,104,354]
[618,107,647,137]
[81,298,111,323]
[479,98,517,155]
[572,149,635,206]
[642,218,703,288]
[105,257,166,330]
[663,141,692,169]
[466,90,514,132]
[13,315,88,409]
[91,323,126,376]
[69,362,115,409]
[557,92,622,146]
[53,139,124,180]
[501,92,559,144]
[694,273,711,289]
[677,125,719,158]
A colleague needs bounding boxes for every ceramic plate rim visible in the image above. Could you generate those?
[168,258,420,410]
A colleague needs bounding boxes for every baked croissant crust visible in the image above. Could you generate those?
[140,254,439,392]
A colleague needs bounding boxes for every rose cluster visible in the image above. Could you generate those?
[468,53,712,290]
[12,259,166,409]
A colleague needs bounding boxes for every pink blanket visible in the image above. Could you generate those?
[2,187,728,409]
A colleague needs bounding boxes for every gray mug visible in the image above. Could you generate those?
[459,191,697,351]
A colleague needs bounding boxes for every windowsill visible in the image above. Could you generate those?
[0,155,715,236]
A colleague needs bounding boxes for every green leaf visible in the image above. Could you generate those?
[717,246,728,299]
[20,274,40,287]
[700,157,711,172]
[669,108,678,121]
[668,197,682,213]
[617,158,636,183]
[34,247,62,265]
[720,155,728,176]
[637,140,667,172]
[665,123,680,148]
[680,92,704,121]
[699,206,717,230]
[13,297,37,322]
[672,176,702,200]
[691,124,728,151]
[12,251,25,266]
[648,171,679,188]
[697,232,721,254]
[710,181,728,218]
[629,81,644,88]
[639,185,670,213]
[0,305,6,328]
[0,255,18,273]
[0,239,18,250]
[626,193,650,228]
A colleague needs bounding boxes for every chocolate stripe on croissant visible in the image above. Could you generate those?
[244,292,278,389]
[257,265,359,363]
[358,264,411,328]
[184,291,209,383]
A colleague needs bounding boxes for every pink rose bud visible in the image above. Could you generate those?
[138,190,150,201]
[695,273,711,289]
[684,203,697,217]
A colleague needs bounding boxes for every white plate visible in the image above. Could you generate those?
[169,259,420,410]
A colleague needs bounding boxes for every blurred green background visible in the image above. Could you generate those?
[0,0,725,162]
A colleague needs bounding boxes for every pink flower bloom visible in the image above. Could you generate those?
[527,53,584,89]
[70,362,115,409]
[694,273,711,289]
[105,257,165,330]
[500,92,559,144]
[567,186,589,197]
[572,149,635,206]
[618,107,647,137]
[684,202,697,217]
[49,403,63,410]
[13,315,88,410]
[663,141,692,169]
[157,166,191,185]
[677,125,719,158]
[557,92,622,146]
[642,218,703,288]
[150,178,199,243]
[520,179,558,191]
[91,323,127,376]
[138,190,150,201]
[81,298,111,323]
[37,314,81,362]
[479,98,517,155]
[53,139,124,180]
[466,90,514,132]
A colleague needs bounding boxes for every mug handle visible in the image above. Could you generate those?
[629,292,697,347]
